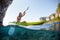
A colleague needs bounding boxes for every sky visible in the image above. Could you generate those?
[3,0,60,26]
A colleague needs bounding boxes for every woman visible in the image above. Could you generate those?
[17,12,25,22]
[17,7,29,22]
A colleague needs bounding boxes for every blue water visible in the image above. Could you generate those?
[0,22,60,40]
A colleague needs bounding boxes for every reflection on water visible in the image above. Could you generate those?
[49,22,60,31]
[25,24,51,30]
[24,22,60,30]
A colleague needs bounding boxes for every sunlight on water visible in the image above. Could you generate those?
[8,27,15,36]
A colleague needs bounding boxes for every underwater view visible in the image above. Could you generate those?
[0,22,60,40]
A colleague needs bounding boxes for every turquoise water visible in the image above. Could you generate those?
[0,22,60,40]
